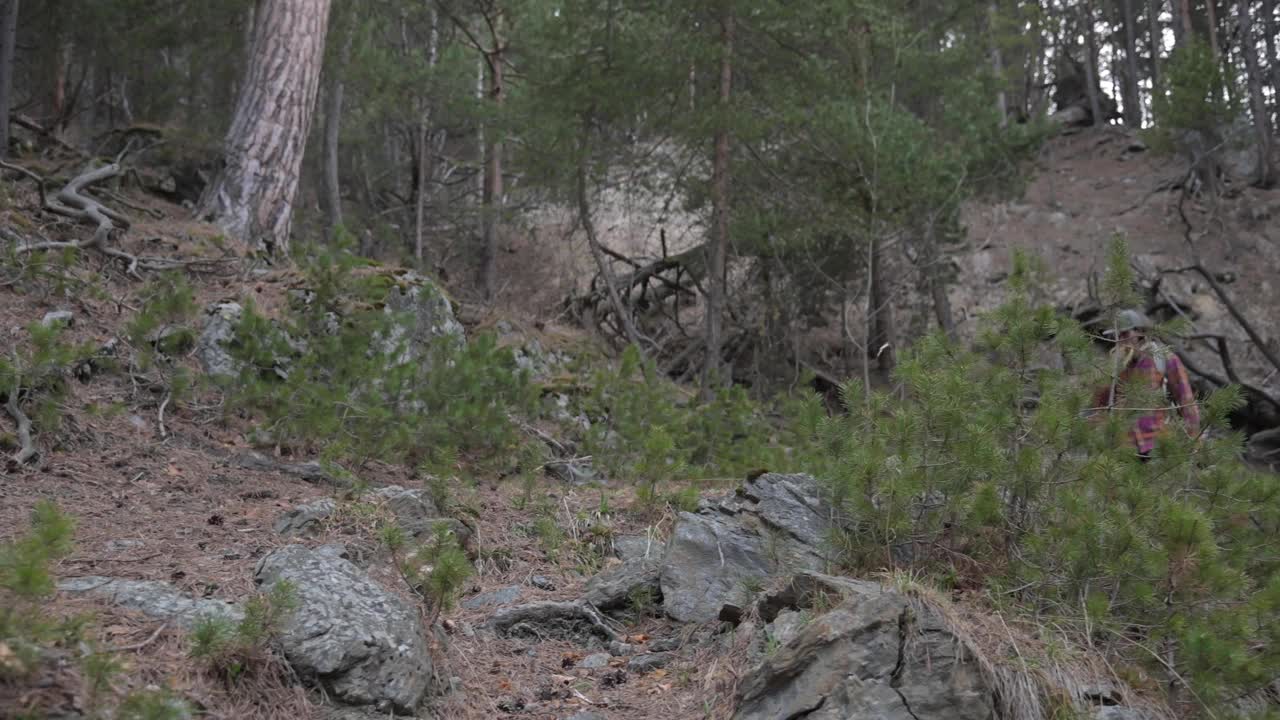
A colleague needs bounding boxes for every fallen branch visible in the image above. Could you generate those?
[0,159,49,206]
[5,384,37,467]
[109,622,168,653]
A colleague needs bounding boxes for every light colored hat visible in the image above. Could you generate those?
[1104,308,1151,336]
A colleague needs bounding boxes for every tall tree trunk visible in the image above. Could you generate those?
[1147,0,1163,94]
[0,0,17,159]
[578,129,643,350]
[703,7,734,398]
[922,222,955,340]
[1205,0,1221,60]
[197,0,332,258]
[1082,1,1105,125]
[414,10,440,267]
[1178,0,1194,41]
[1260,0,1279,113]
[868,234,896,373]
[480,11,504,302]
[1238,0,1275,187]
[990,2,1009,127]
[1121,0,1144,125]
[321,32,350,239]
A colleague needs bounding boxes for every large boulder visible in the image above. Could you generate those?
[254,545,432,713]
[734,583,995,720]
[660,473,835,622]
[196,302,243,379]
[57,576,243,629]
[379,271,464,365]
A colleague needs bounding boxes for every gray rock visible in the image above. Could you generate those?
[766,609,807,648]
[648,637,681,653]
[1096,709,1148,720]
[316,543,350,560]
[612,534,660,562]
[232,452,350,488]
[272,498,337,536]
[627,653,671,673]
[368,485,472,552]
[41,310,74,328]
[660,473,834,622]
[378,271,464,366]
[734,591,994,720]
[608,640,637,656]
[57,576,242,629]
[196,302,243,379]
[580,652,612,669]
[563,712,608,720]
[254,545,431,713]
[462,585,522,609]
[546,458,599,485]
[530,575,555,591]
[583,558,661,611]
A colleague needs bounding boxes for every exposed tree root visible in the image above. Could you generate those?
[5,387,37,467]
[3,161,216,278]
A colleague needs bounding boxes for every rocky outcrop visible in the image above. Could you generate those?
[733,586,995,720]
[582,557,661,611]
[57,576,243,629]
[254,545,432,713]
[196,302,244,379]
[659,472,835,622]
[378,271,464,365]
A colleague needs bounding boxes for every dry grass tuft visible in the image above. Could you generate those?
[879,569,1176,720]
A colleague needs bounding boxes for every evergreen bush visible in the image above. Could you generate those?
[803,244,1276,707]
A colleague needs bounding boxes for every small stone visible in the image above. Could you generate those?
[608,641,636,656]
[105,539,145,553]
[221,551,242,561]
[461,585,522,609]
[627,653,671,673]
[41,310,74,328]
[648,637,681,653]
[580,652,612,669]
[563,712,608,720]
[530,575,555,591]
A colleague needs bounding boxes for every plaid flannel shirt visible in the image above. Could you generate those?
[1093,344,1201,455]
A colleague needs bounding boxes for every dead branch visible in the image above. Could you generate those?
[5,385,37,467]
[109,622,168,653]
[0,159,49,206]
[1174,188,1280,375]
[577,147,644,351]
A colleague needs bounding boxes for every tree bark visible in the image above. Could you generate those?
[321,32,350,239]
[1260,0,1280,114]
[414,8,440,267]
[990,2,1008,127]
[1082,2,1105,125]
[868,234,896,372]
[1147,0,1163,92]
[0,0,17,160]
[703,7,734,398]
[1121,0,1144,125]
[196,0,332,258]
[1237,0,1274,187]
[1204,0,1221,61]
[479,10,504,302]
[1178,0,1194,42]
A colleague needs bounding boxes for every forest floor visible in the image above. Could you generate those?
[2,125,1279,719]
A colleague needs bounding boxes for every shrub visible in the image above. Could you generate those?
[804,243,1278,707]
[0,501,77,678]
[222,248,536,466]
[188,581,296,682]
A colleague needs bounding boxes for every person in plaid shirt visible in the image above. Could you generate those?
[1092,309,1201,459]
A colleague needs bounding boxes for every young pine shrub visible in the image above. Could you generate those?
[222,247,535,468]
[188,581,296,683]
[808,245,1279,709]
[392,522,473,625]
[0,501,77,678]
